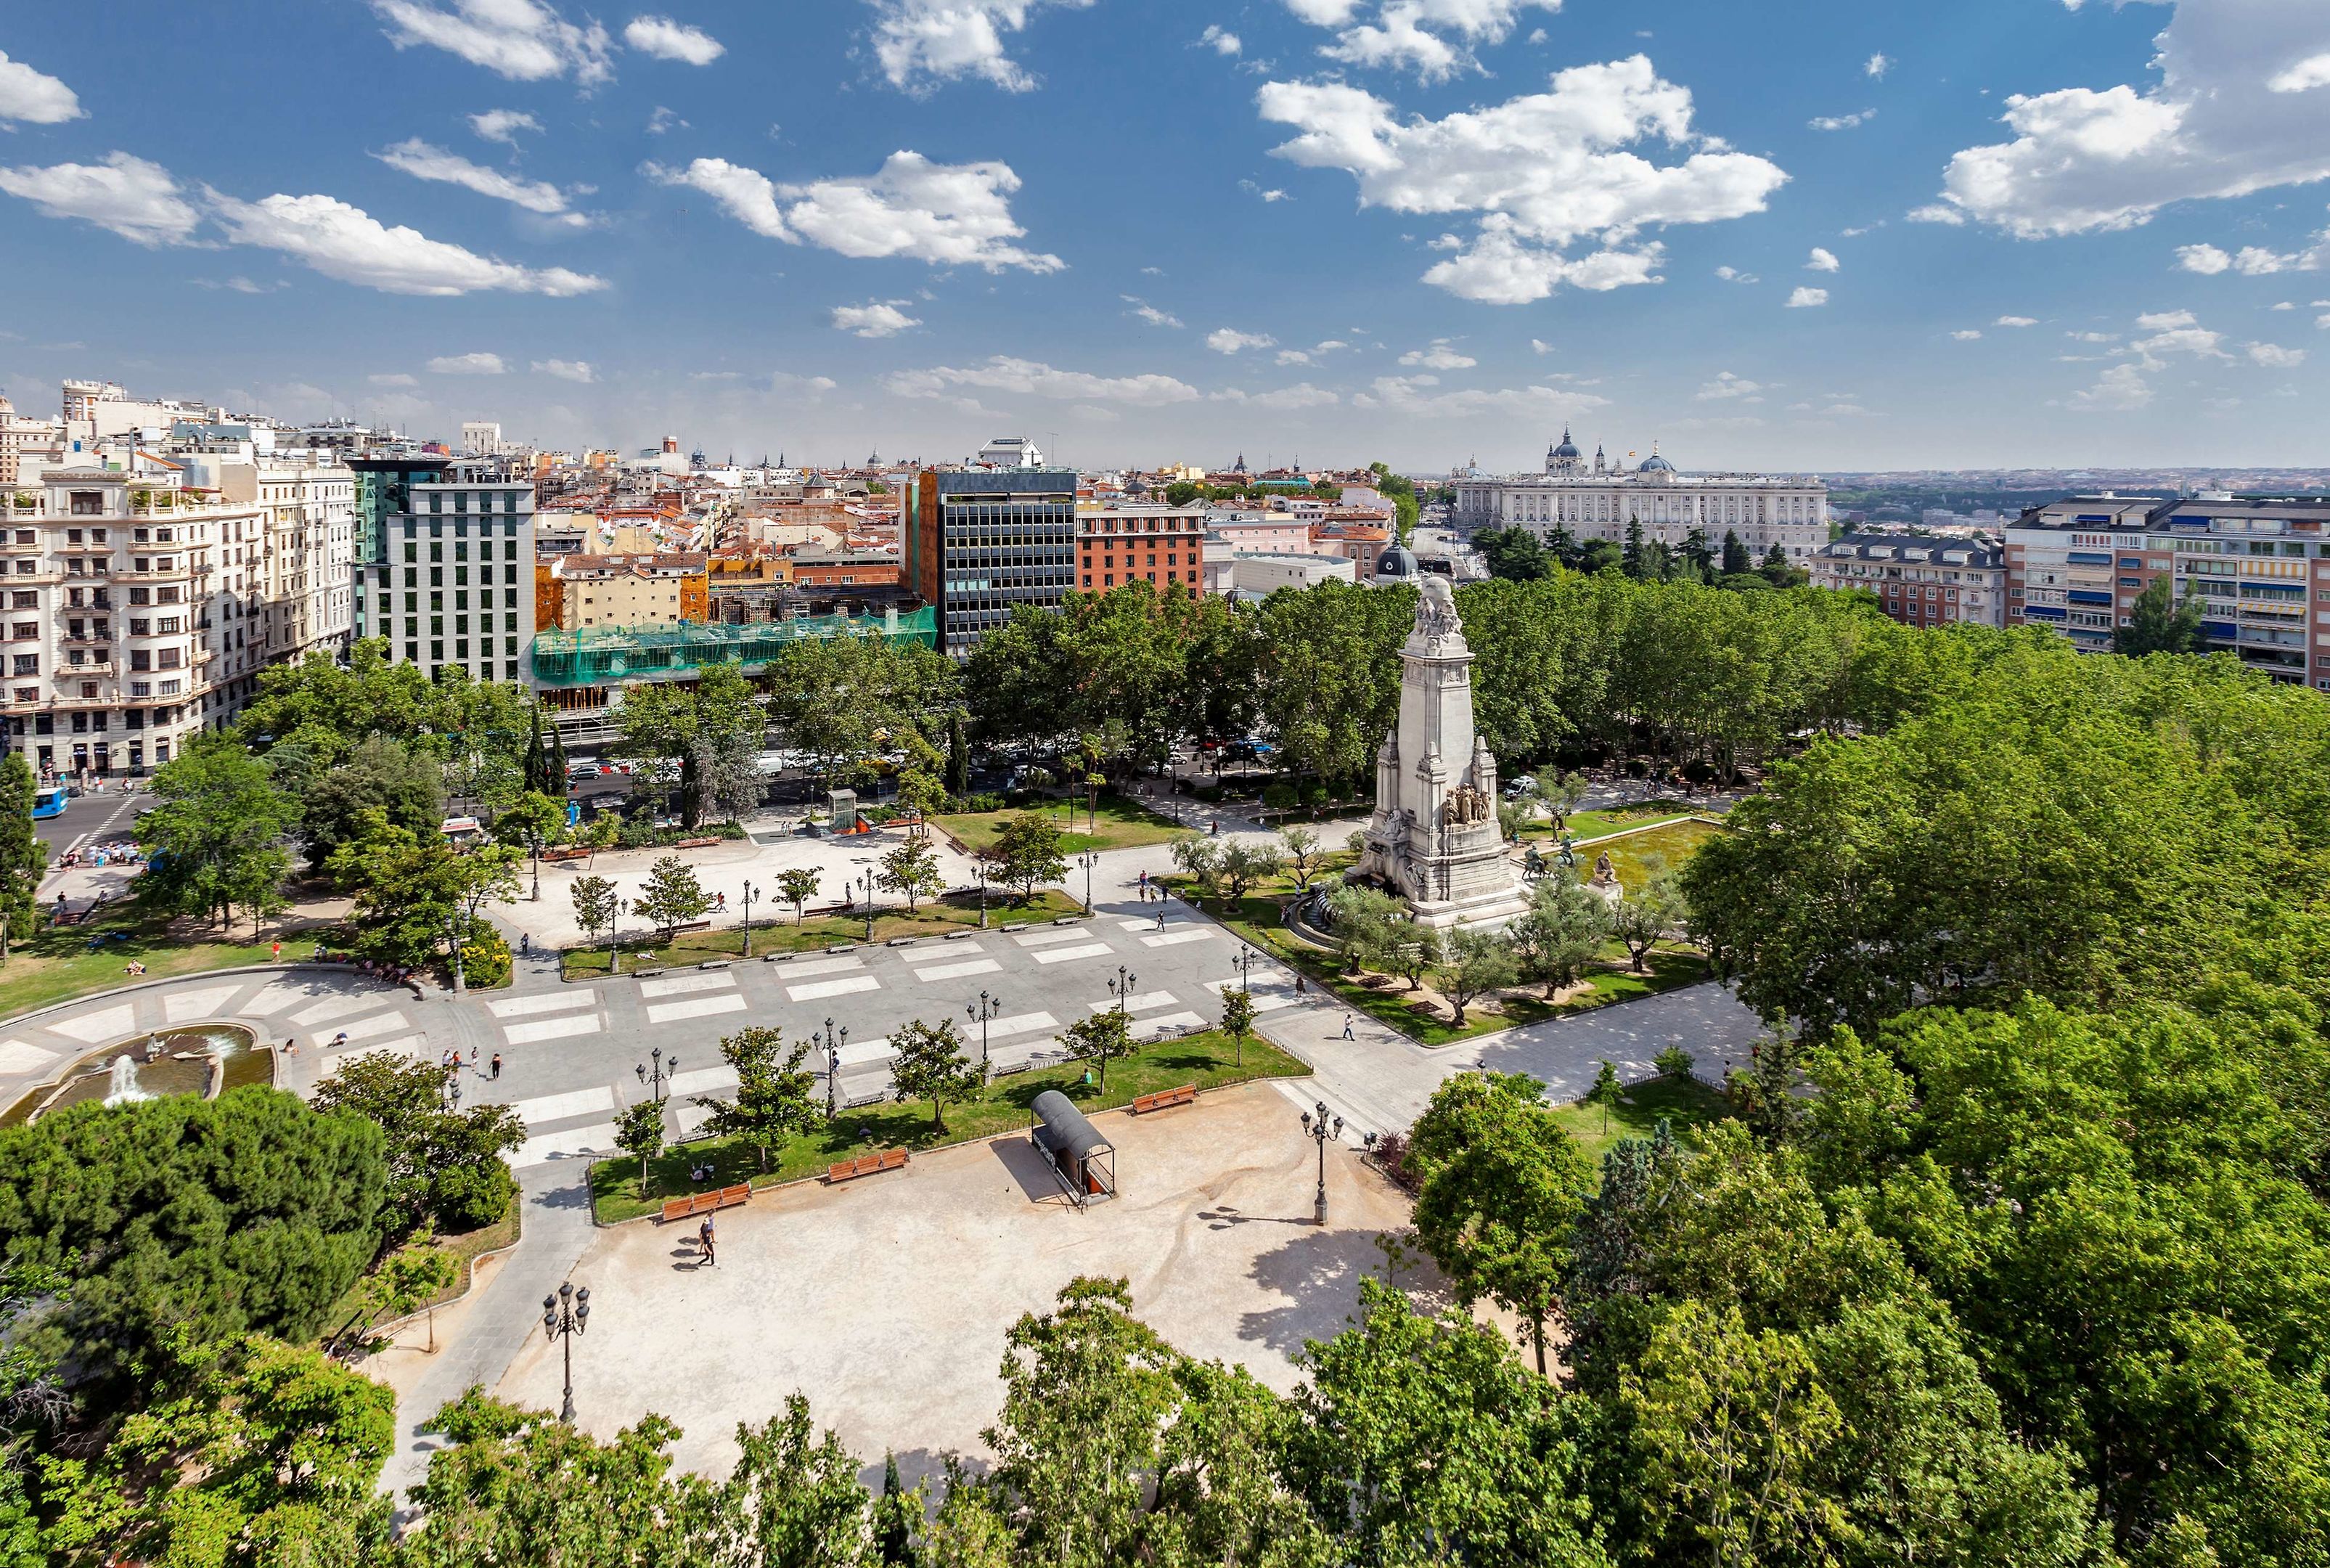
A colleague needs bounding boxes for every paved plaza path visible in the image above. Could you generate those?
[0,812,1761,1497]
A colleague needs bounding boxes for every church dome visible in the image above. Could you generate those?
[1638,443,1675,474]
[1375,542,1418,579]
[1550,427,1580,460]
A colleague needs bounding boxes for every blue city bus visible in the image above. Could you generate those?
[30,784,68,820]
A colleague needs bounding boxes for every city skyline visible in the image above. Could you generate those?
[1,0,2326,470]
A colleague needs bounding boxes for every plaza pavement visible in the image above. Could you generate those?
[0,807,1762,1500]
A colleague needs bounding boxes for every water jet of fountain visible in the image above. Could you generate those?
[101,1055,150,1107]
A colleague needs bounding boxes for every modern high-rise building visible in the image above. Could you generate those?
[348,456,536,685]
[903,468,1076,656]
[2006,493,2330,685]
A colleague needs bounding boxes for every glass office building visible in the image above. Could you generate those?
[904,469,1078,656]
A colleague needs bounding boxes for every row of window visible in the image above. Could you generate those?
[401,644,523,682]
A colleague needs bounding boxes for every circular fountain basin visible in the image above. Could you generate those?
[0,1025,271,1128]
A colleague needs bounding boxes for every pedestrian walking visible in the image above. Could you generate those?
[1156,909,1167,930]
[490,1052,502,1079]
[270,940,281,962]
[470,1045,478,1067]
[520,931,531,957]
[698,1215,716,1267]
[1341,1013,1354,1040]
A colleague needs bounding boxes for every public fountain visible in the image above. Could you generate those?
[100,1053,148,1106]
[0,1025,269,1126]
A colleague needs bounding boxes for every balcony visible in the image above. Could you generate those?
[58,660,114,677]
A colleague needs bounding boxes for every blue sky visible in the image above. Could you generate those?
[1,0,2326,472]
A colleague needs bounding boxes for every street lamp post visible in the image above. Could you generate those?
[1300,1100,1342,1226]
[531,831,542,902]
[636,1046,678,1103]
[541,1280,590,1423]
[1076,852,1100,914]
[740,878,759,959]
[1230,946,1256,995]
[966,989,1003,1082]
[815,1017,849,1118]
[857,870,877,942]
[1107,967,1139,1019]
[976,863,990,929]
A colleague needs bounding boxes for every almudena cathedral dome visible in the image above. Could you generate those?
[1451,430,1828,565]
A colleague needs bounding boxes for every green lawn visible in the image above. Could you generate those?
[1550,1069,1732,1172]
[1594,820,1725,890]
[1180,873,1712,1048]
[561,889,1086,978]
[936,796,1188,856]
[589,1027,1311,1224]
[0,904,324,1024]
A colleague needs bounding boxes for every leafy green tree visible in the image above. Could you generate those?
[945,711,970,799]
[1281,1279,1607,1567]
[984,1277,1180,1568]
[493,791,566,862]
[888,1018,984,1132]
[874,1453,915,1567]
[295,735,444,872]
[989,813,1066,905]
[632,854,714,942]
[1435,926,1518,1026]
[1168,833,1222,899]
[1607,880,1678,973]
[764,630,957,793]
[136,733,296,934]
[877,839,944,913]
[41,1333,396,1568]
[692,1026,820,1171]
[778,867,822,926]
[1473,526,1552,582]
[1325,883,1405,976]
[2114,572,2207,656]
[1252,581,1410,787]
[1759,541,1807,587]
[1585,1059,1622,1135]
[1511,870,1610,997]
[1720,528,1751,576]
[616,664,767,828]
[1278,825,1323,889]
[327,812,520,971]
[1214,838,1283,902]
[1056,1009,1134,1095]
[895,768,948,834]
[0,757,44,965]
[716,1393,875,1568]
[309,1052,524,1238]
[235,637,438,763]
[571,874,621,950]
[614,1099,665,1189]
[1218,987,1256,1069]
[365,1234,462,1352]
[1622,518,1647,579]
[0,1090,386,1384]
[1405,1072,1595,1374]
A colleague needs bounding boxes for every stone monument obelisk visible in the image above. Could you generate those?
[1355,576,1529,928]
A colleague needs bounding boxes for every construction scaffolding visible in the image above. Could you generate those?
[528,605,936,687]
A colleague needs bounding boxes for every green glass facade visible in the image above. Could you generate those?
[528,607,937,687]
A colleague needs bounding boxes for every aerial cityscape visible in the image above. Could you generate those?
[0,1,2323,1564]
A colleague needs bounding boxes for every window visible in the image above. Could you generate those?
[70,493,102,516]
[10,656,33,677]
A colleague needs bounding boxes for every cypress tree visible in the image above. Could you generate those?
[0,755,43,965]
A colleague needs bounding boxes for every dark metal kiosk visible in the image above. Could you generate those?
[1030,1089,1116,1206]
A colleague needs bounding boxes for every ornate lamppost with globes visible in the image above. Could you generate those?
[814,1016,849,1118]
[637,1046,677,1103]
[541,1280,589,1422]
[1107,967,1139,1019]
[1301,1099,1342,1226]
[1076,852,1100,915]
[740,878,759,958]
[966,989,1004,1082]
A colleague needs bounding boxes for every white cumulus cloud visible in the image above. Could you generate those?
[2268,51,2330,93]
[1920,0,2330,237]
[0,49,83,126]
[534,358,597,381]
[1200,25,1241,55]
[1865,52,1891,79]
[1995,314,2039,327]
[885,356,1201,406]
[1206,328,1277,354]
[867,0,1095,94]
[1695,370,1762,401]
[369,0,613,84]
[1259,56,1787,303]
[624,16,724,64]
[1121,296,1182,327]
[428,352,507,374]
[1786,285,1828,307]
[2247,340,2305,367]
[369,372,420,387]
[831,301,923,337]
[1285,1,1564,83]
[208,189,607,295]
[1215,382,1341,409]
[650,151,1063,271]
[0,152,200,246]
[1399,338,1476,369]
[1808,109,1875,131]
[469,109,541,144]
[375,139,584,222]
[1806,246,1840,271]
[1350,372,1608,419]
[1952,329,1984,340]
[2070,361,2154,412]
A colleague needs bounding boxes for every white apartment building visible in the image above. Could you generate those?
[1453,430,1828,563]
[1,470,239,778]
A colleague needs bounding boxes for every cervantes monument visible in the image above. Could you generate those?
[1355,576,1529,928]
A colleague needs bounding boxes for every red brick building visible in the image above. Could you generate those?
[1076,504,1207,594]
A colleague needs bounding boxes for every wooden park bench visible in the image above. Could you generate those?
[825,1148,909,1185]
[657,1183,753,1224]
[669,919,714,935]
[674,836,723,850]
[1131,1083,1198,1116]
[539,846,592,863]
